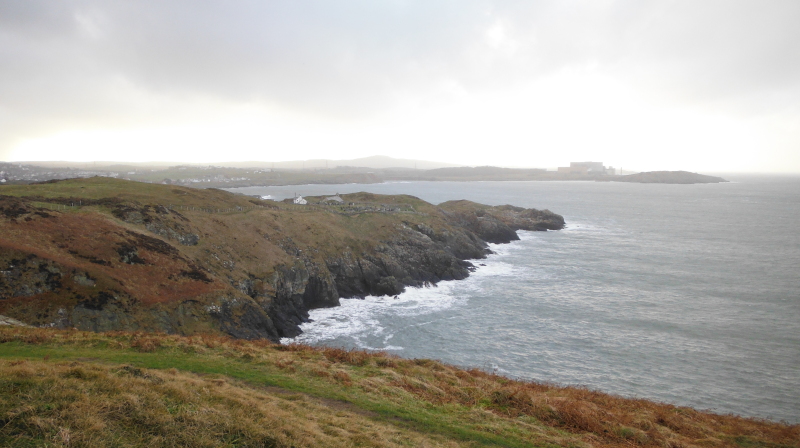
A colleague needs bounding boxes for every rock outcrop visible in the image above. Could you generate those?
[438,200,565,243]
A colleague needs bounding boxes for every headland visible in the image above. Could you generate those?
[0,177,563,341]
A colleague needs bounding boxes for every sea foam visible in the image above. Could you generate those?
[282,237,524,349]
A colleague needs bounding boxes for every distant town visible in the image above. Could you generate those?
[557,161,618,175]
[0,158,627,188]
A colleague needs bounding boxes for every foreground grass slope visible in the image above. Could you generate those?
[0,327,796,448]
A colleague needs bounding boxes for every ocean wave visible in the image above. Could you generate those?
[282,236,526,347]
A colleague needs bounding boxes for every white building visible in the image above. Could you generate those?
[293,196,307,205]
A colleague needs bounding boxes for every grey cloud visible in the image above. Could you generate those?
[609,1,800,105]
[1,0,799,158]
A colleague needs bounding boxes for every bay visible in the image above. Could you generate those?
[228,175,800,422]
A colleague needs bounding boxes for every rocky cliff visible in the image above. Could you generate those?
[0,178,564,341]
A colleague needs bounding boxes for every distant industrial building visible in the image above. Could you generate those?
[557,162,616,175]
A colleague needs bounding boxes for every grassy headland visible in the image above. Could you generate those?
[0,177,562,339]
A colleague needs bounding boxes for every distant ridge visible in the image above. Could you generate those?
[17,156,461,171]
[613,171,728,184]
[216,156,461,170]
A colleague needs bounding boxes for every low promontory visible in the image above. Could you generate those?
[0,177,563,341]
[609,171,728,184]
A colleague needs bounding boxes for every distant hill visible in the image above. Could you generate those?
[13,156,460,171]
[222,155,460,170]
[613,171,728,184]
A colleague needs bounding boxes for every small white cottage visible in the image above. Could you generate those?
[293,195,307,205]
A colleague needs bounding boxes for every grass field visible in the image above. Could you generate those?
[0,327,796,448]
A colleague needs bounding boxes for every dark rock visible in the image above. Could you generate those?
[211,296,278,340]
[145,221,200,246]
[78,291,116,311]
[0,255,63,299]
[181,267,213,283]
[0,196,32,219]
[114,205,200,246]
[117,243,145,264]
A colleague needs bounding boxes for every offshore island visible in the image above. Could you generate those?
[0,177,793,447]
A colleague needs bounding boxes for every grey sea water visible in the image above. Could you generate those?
[229,176,800,423]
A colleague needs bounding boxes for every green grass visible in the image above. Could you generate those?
[0,341,539,447]
[0,177,258,209]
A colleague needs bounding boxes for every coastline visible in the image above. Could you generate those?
[282,237,522,348]
[0,177,564,342]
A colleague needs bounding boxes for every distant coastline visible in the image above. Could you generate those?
[2,160,728,188]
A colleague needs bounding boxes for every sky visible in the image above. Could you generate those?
[1,1,799,172]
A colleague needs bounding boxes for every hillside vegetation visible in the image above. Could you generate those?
[0,177,563,340]
[0,327,796,448]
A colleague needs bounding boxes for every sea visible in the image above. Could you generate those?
[227,175,800,423]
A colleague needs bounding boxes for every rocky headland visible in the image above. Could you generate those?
[0,178,564,341]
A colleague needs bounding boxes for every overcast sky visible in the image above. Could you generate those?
[1,1,798,172]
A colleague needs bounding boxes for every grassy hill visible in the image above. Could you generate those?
[0,326,796,448]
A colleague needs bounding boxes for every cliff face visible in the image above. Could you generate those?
[0,179,564,341]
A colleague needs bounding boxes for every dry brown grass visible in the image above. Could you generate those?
[269,340,798,448]
[0,326,797,448]
[0,358,462,447]
[375,360,799,448]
